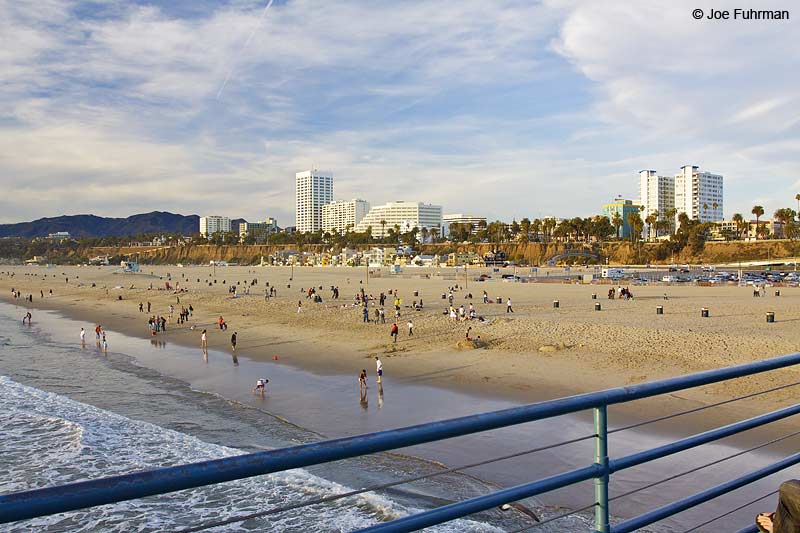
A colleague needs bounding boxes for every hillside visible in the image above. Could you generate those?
[0,211,201,238]
[71,239,800,266]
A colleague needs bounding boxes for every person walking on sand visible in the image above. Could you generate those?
[407,319,414,336]
[359,369,368,393]
[80,327,86,346]
[201,329,208,350]
[297,300,303,313]
[506,298,514,313]
[390,323,398,343]
[231,331,237,352]
[375,356,383,384]
[147,301,151,313]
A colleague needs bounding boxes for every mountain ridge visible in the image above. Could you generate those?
[0,211,204,238]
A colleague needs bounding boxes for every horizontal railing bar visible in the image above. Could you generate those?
[355,464,603,533]
[612,452,800,533]
[2,352,799,524]
[611,404,800,472]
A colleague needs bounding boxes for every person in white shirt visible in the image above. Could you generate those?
[506,298,514,313]
[407,320,414,336]
[375,356,383,384]
[80,327,86,346]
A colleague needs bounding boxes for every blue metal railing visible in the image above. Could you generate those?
[3,352,800,531]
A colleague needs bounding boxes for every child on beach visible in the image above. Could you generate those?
[375,357,383,384]
[201,329,208,350]
[253,378,269,397]
[359,369,368,392]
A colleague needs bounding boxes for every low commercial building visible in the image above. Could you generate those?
[443,214,486,236]
[712,219,785,240]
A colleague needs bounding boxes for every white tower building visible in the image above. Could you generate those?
[322,199,370,234]
[638,170,675,236]
[674,165,723,223]
[199,216,231,237]
[295,170,334,233]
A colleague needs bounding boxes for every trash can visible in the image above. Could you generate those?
[414,291,419,297]
[591,293,597,300]
[553,300,560,309]
[701,307,709,318]
[767,312,775,323]
[594,302,601,311]
[775,290,781,297]
[656,306,663,315]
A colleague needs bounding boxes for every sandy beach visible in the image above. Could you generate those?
[2,263,800,433]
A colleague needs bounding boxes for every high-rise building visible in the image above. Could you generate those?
[295,170,334,233]
[322,199,370,234]
[638,170,675,231]
[354,201,443,238]
[601,198,641,239]
[674,165,723,223]
[199,216,231,237]
[443,214,487,236]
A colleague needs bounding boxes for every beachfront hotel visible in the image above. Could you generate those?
[638,170,675,233]
[322,199,370,235]
[601,198,641,239]
[295,170,334,233]
[199,215,231,237]
[674,165,724,223]
[354,201,443,238]
[443,214,487,236]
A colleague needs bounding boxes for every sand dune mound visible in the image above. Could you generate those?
[455,338,489,350]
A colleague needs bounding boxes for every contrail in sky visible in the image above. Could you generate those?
[215,0,275,100]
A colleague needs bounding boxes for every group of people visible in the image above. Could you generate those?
[608,287,634,300]
[148,316,168,335]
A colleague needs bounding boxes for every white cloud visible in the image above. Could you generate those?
[0,0,798,226]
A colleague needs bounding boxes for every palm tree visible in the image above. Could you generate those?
[626,212,640,243]
[752,205,764,240]
[732,213,744,240]
[666,207,679,236]
[645,213,658,240]
[420,227,429,244]
[429,227,439,243]
[611,212,623,240]
[380,219,387,241]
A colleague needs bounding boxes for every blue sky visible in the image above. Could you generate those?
[1,0,798,225]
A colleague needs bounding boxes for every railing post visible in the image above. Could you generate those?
[594,405,610,533]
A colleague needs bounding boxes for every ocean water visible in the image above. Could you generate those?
[0,302,571,532]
